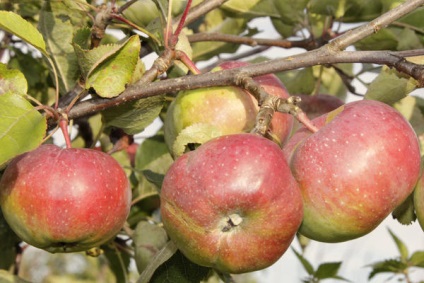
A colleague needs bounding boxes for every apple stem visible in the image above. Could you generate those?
[216,271,236,283]
[176,50,202,74]
[294,111,319,133]
[275,96,319,133]
[170,0,193,48]
[59,117,73,149]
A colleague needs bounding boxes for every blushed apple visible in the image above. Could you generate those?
[0,144,132,253]
[164,61,293,157]
[284,99,421,242]
[160,133,303,273]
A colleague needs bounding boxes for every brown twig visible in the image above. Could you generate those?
[174,0,229,27]
[61,0,424,121]
[187,33,318,50]
[66,48,424,121]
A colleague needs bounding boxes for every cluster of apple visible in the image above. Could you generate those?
[0,60,422,276]
[160,61,422,274]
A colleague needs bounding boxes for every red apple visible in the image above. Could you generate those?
[284,99,421,242]
[160,133,303,273]
[414,172,424,232]
[0,144,132,253]
[164,61,293,157]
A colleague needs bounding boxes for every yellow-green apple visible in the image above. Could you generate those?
[164,61,293,157]
[160,133,303,273]
[0,144,132,253]
[414,171,424,231]
[284,99,421,242]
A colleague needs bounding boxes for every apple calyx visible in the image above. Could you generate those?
[221,214,243,232]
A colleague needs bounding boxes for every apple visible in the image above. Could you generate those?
[164,61,293,157]
[414,172,424,232]
[284,99,421,242]
[160,133,303,273]
[0,144,132,253]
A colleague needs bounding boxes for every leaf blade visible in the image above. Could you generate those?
[0,92,47,167]
[0,11,47,55]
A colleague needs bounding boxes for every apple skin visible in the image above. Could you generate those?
[284,99,421,242]
[160,133,303,273]
[414,172,424,232]
[164,61,293,157]
[0,144,132,253]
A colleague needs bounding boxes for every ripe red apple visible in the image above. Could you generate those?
[164,61,293,157]
[284,99,421,242]
[414,172,424,232]
[160,133,303,273]
[0,144,132,253]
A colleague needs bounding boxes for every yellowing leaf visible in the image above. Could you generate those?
[38,1,87,93]
[79,35,141,98]
[0,63,28,95]
[0,11,47,56]
[365,66,416,104]
[222,0,262,13]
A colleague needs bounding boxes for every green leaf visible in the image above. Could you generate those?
[388,229,409,261]
[136,241,179,283]
[222,0,262,13]
[149,249,211,283]
[191,10,247,61]
[8,50,52,105]
[314,262,345,280]
[133,132,173,199]
[0,210,20,270]
[84,35,141,98]
[0,92,47,167]
[271,18,297,38]
[273,0,308,24]
[391,193,416,225]
[396,28,423,50]
[367,259,408,280]
[365,66,416,104]
[342,0,383,23]
[355,28,399,51]
[222,0,280,18]
[122,0,161,28]
[73,27,92,50]
[398,7,424,30]
[38,1,87,94]
[133,221,169,273]
[0,63,28,95]
[409,251,424,268]
[0,270,31,283]
[277,68,315,95]
[103,243,131,283]
[172,123,222,158]
[0,11,47,56]
[102,95,164,135]
[313,65,352,99]
[292,248,315,275]
[142,169,166,189]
